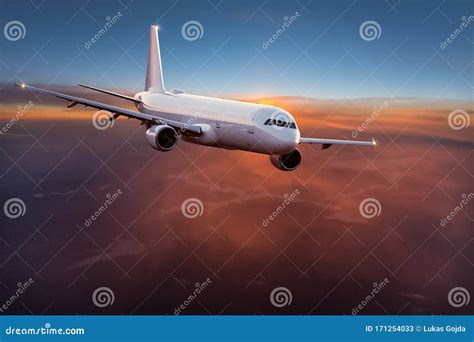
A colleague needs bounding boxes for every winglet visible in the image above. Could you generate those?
[371,138,377,148]
[145,25,166,93]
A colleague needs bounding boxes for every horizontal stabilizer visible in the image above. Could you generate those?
[78,84,141,103]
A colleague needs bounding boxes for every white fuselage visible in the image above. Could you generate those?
[135,90,300,155]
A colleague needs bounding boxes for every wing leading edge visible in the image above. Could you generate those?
[299,137,376,149]
[16,83,201,137]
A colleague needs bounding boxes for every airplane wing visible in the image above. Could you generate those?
[16,83,201,137]
[299,137,376,149]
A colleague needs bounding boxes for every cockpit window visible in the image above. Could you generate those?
[264,118,297,129]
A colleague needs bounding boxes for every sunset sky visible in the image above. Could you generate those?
[1,95,472,314]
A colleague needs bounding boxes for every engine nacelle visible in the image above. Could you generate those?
[145,124,178,151]
[270,149,302,171]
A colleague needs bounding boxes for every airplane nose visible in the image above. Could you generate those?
[288,127,300,149]
[276,127,299,154]
[262,108,300,154]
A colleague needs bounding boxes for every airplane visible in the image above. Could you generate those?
[17,25,375,171]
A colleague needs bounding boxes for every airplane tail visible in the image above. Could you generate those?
[145,25,166,93]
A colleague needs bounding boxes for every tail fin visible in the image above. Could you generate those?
[145,25,166,93]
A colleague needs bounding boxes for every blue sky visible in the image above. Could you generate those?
[0,0,472,100]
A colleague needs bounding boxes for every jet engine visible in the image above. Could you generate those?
[145,124,178,151]
[270,149,302,171]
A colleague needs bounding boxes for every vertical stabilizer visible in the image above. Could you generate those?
[145,25,166,93]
